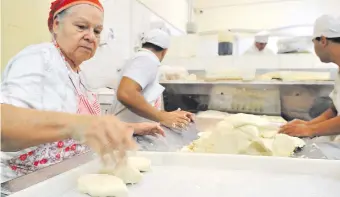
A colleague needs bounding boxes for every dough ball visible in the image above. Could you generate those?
[113,162,143,184]
[128,157,151,172]
[78,174,128,197]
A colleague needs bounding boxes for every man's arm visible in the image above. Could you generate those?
[311,115,340,136]
[307,107,337,125]
[1,104,85,151]
[117,77,162,122]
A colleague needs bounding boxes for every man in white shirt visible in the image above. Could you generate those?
[280,15,340,138]
[111,29,194,129]
[244,32,274,55]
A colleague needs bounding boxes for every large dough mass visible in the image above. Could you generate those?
[78,174,128,197]
[182,113,305,157]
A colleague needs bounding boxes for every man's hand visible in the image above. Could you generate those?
[158,109,195,129]
[279,122,316,137]
[284,119,308,126]
[131,122,165,137]
[68,115,136,162]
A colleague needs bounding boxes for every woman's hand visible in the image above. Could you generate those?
[159,109,195,129]
[131,122,165,137]
[68,115,136,161]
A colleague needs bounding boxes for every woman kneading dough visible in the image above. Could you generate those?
[0,0,163,183]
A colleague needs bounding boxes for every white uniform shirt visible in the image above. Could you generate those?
[322,71,340,141]
[244,45,275,55]
[0,43,91,183]
[330,72,340,116]
[111,48,164,123]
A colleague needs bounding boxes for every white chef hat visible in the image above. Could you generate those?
[313,15,340,39]
[255,31,269,43]
[141,29,170,49]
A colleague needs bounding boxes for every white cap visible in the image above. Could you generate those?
[141,29,170,49]
[255,31,269,43]
[313,15,340,38]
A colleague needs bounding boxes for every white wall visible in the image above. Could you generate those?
[137,0,188,33]
[195,0,340,33]
[82,0,154,88]
[81,0,186,89]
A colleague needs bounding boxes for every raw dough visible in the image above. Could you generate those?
[182,113,306,157]
[196,110,229,119]
[185,74,197,81]
[100,161,143,184]
[257,71,330,81]
[128,157,151,172]
[78,174,128,197]
[238,125,259,139]
[272,134,299,157]
[113,162,143,184]
[223,113,270,128]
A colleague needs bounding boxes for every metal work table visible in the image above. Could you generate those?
[2,125,340,196]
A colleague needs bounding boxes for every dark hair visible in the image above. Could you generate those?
[315,37,340,43]
[142,42,164,52]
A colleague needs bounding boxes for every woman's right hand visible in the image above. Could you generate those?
[68,115,136,161]
[158,110,195,129]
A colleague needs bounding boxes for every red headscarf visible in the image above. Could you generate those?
[48,0,104,32]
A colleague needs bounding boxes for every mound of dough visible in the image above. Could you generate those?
[128,157,151,172]
[78,174,128,197]
[182,113,305,157]
[223,113,270,128]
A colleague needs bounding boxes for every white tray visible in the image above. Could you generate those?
[9,152,340,197]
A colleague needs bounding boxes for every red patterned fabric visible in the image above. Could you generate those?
[48,0,104,32]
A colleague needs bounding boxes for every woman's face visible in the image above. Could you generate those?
[53,4,103,66]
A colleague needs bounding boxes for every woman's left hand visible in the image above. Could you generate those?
[130,122,165,137]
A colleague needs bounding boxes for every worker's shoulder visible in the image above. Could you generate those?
[3,43,64,77]
[132,50,160,64]
[8,43,59,65]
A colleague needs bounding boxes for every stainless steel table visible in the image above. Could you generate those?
[2,125,339,196]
